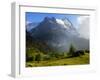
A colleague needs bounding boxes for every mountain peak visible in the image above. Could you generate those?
[43,17,56,23]
[44,17,50,21]
[43,17,72,29]
[51,17,56,22]
[62,17,72,27]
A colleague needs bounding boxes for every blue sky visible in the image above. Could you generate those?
[26,12,90,39]
[26,12,83,29]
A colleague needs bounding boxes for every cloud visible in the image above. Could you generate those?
[26,21,31,25]
[77,16,89,39]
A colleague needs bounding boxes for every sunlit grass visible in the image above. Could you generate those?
[26,53,89,67]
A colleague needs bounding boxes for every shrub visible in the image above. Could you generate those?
[26,48,42,62]
[48,51,60,60]
[85,50,90,53]
[43,55,50,60]
[26,48,36,62]
[35,53,43,63]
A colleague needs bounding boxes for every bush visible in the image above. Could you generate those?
[35,53,43,63]
[26,48,42,62]
[43,55,50,60]
[48,52,60,60]
[26,48,36,62]
[26,54,35,62]
[62,52,67,58]
[85,50,89,53]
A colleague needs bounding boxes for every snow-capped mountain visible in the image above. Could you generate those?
[56,18,73,29]
[27,17,89,52]
[30,17,79,36]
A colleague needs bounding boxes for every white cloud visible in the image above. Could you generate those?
[77,16,90,39]
[26,21,31,25]
[77,16,88,24]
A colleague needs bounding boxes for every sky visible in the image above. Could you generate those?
[26,12,90,39]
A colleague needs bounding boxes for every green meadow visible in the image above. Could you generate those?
[26,52,89,67]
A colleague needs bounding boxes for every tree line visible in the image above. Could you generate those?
[26,44,89,63]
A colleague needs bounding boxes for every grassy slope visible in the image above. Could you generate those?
[26,53,89,67]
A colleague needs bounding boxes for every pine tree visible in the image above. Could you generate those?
[68,44,76,57]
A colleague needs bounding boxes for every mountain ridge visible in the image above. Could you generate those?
[26,17,89,53]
